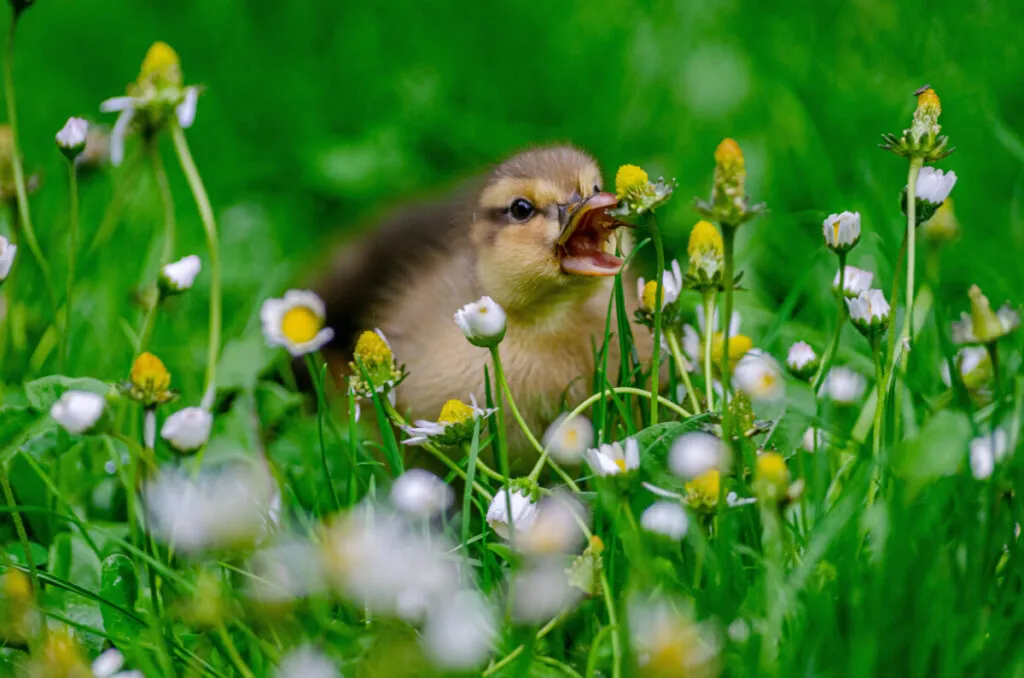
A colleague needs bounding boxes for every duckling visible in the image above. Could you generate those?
[315,146,649,463]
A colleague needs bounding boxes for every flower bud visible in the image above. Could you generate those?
[754,452,790,503]
[454,296,506,348]
[138,41,183,89]
[820,367,866,404]
[55,117,89,161]
[50,390,106,435]
[686,220,725,289]
[952,285,1021,345]
[733,350,784,402]
[711,138,747,219]
[822,211,860,254]
[786,341,818,380]
[833,265,873,298]
[0,235,16,284]
[160,406,213,454]
[390,469,454,519]
[640,501,689,540]
[486,486,538,540]
[911,86,942,143]
[611,163,675,217]
[159,254,201,295]
[615,164,650,201]
[541,413,594,466]
[126,351,174,408]
[845,289,891,340]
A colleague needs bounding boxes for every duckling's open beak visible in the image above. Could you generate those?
[556,192,628,277]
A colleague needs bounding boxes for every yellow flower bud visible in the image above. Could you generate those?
[911,86,942,142]
[687,220,725,281]
[916,87,941,118]
[38,628,89,678]
[437,399,474,425]
[138,41,183,88]
[354,329,393,368]
[714,138,745,175]
[1,569,32,604]
[754,452,789,502]
[614,164,650,201]
[641,280,660,314]
[685,469,720,513]
[127,352,174,407]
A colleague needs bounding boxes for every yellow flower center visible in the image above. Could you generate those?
[280,305,322,344]
[353,330,393,366]
[687,220,724,258]
[641,280,660,313]
[437,399,474,424]
[714,138,745,173]
[756,452,788,484]
[131,351,171,393]
[710,332,753,364]
[759,371,776,392]
[614,458,628,472]
[139,41,183,87]
[564,428,579,445]
[832,219,841,243]
[685,470,720,511]
[42,629,87,675]
[1,570,31,603]
[615,164,650,200]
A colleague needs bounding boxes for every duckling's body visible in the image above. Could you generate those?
[316,146,647,462]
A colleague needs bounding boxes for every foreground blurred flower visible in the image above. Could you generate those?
[486,486,538,540]
[159,254,201,295]
[786,341,818,379]
[124,351,175,407]
[940,346,992,395]
[145,464,277,554]
[348,329,406,405]
[585,437,640,476]
[611,163,676,216]
[55,117,88,161]
[323,507,458,620]
[822,211,861,254]
[100,41,201,166]
[0,235,15,283]
[685,220,725,291]
[922,198,959,243]
[0,570,39,644]
[733,350,783,402]
[519,492,588,555]
[422,589,497,671]
[846,289,891,339]
[801,427,829,453]
[275,646,340,678]
[248,537,326,603]
[50,390,105,435]
[833,266,873,298]
[951,285,1020,346]
[820,367,867,404]
[628,596,720,678]
[91,648,144,678]
[390,469,454,518]
[454,295,507,347]
[402,396,495,446]
[261,290,334,356]
[669,431,726,479]
[542,413,594,465]
[512,559,584,623]
[969,429,1010,480]
[753,452,790,503]
[28,628,89,678]
[684,470,721,513]
[160,406,212,453]
[641,501,689,540]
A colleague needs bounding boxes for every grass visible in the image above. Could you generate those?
[2,0,1024,676]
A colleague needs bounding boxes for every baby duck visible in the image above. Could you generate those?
[317,146,647,461]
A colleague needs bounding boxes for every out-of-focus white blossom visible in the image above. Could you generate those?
[669,431,726,480]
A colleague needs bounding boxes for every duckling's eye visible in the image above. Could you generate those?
[593,184,601,194]
[509,198,535,222]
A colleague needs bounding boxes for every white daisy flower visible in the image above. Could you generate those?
[822,211,861,253]
[541,413,594,465]
[628,596,720,676]
[401,395,495,446]
[584,438,640,476]
[55,117,89,160]
[801,427,828,453]
[50,390,105,435]
[833,266,873,298]
[248,537,326,603]
[144,464,278,554]
[0,235,16,283]
[160,406,212,453]
[640,501,689,540]
[390,469,454,518]
[421,589,497,671]
[820,367,867,404]
[636,259,683,313]
[275,646,340,678]
[669,431,726,479]
[915,167,957,205]
[846,288,891,337]
[969,429,1010,480]
[260,289,335,356]
[159,254,201,295]
[733,349,784,402]
[454,296,506,347]
[486,487,538,540]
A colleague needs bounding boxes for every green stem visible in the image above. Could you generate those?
[647,213,666,425]
[216,626,255,678]
[491,345,580,492]
[150,140,176,268]
[3,15,54,306]
[901,159,923,355]
[60,161,79,371]
[0,465,39,592]
[702,291,716,410]
[306,355,342,513]
[720,225,737,439]
[811,252,847,389]
[170,121,221,410]
[664,328,702,413]
[136,294,159,355]
[868,337,885,506]
[483,612,568,676]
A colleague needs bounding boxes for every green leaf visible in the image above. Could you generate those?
[24,376,112,413]
[892,410,972,484]
[217,332,278,392]
[100,553,139,640]
[49,532,73,581]
[3,541,48,568]
[7,451,52,543]
[634,420,704,469]
[0,406,52,455]
[256,380,303,428]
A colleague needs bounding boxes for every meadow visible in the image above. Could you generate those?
[2,0,1024,676]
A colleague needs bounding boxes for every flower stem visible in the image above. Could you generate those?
[0,465,39,592]
[60,161,80,372]
[491,346,580,491]
[306,354,342,513]
[901,159,923,353]
[811,252,847,389]
[702,291,717,410]
[664,328,702,413]
[720,224,737,438]
[170,121,220,410]
[868,337,885,506]
[149,140,176,268]
[646,212,666,425]
[3,14,54,306]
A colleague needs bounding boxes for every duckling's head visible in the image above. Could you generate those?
[470,146,625,314]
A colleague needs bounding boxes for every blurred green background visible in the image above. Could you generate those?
[4,0,1024,394]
